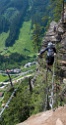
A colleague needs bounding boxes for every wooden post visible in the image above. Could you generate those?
[6,69,13,87]
[45,69,50,110]
[29,78,33,92]
[51,63,55,109]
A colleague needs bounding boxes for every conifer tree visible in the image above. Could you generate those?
[32,23,42,52]
[50,0,63,21]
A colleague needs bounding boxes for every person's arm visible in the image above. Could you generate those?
[39,48,48,58]
[40,48,48,55]
[53,47,57,56]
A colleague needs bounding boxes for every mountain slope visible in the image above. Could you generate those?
[0,0,28,46]
[0,0,51,69]
[0,0,50,50]
[17,18,66,125]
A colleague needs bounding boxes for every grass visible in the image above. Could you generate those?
[0,74,8,82]
[0,20,37,58]
[0,32,9,54]
[8,20,36,57]
[0,74,17,82]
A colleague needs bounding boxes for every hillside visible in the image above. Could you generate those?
[17,106,66,125]
[16,15,66,125]
[0,0,50,48]
[0,1,66,125]
[0,0,28,47]
[0,19,66,125]
[0,0,51,69]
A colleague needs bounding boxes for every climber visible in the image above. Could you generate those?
[39,42,57,72]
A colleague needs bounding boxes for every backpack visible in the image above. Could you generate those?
[47,46,54,56]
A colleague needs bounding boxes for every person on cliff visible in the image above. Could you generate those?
[39,42,57,72]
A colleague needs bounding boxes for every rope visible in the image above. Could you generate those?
[50,63,55,109]
[44,56,56,110]
[44,69,49,110]
[49,53,58,110]
[0,74,33,118]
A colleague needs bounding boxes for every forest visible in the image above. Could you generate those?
[0,0,28,46]
[0,0,63,68]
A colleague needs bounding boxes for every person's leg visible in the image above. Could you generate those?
[46,56,53,73]
[47,65,52,73]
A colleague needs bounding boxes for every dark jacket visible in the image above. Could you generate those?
[40,46,56,57]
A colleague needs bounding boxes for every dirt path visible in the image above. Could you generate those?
[17,106,66,125]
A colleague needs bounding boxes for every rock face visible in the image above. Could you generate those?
[60,31,66,77]
[42,21,59,48]
[42,21,64,48]
[17,20,66,125]
[17,106,66,125]
[41,20,66,78]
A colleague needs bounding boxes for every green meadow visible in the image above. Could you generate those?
[0,20,36,57]
[0,32,9,54]
[8,20,36,57]
[0,74,8,82]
